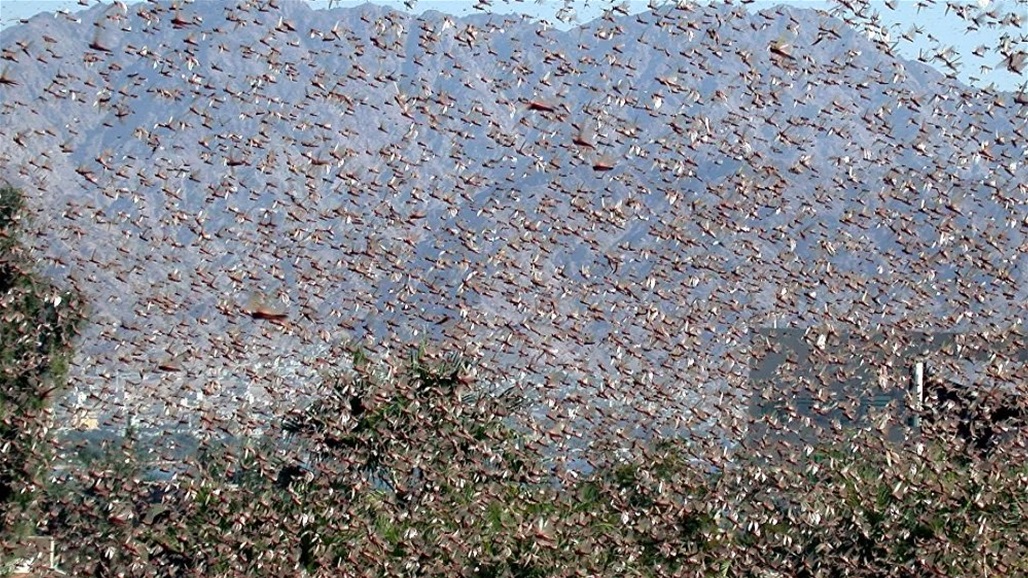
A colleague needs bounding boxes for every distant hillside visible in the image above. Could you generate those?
[0,0,1025,438]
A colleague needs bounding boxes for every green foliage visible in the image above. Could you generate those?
[284,346,530,494]
[274,346,549,574]
[0,186,24,259]
[0,184,84,541]
[724,433,1028,577]
[30,339,1028,577]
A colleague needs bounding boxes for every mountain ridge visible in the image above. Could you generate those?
[1,0,1024,436]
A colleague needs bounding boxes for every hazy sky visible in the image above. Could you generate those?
[0,0,1023,92]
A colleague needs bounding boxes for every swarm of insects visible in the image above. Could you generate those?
[1,0,1025,575]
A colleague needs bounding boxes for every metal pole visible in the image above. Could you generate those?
[911,361,924,429]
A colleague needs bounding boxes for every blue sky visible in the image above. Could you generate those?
[0,0,1023,91]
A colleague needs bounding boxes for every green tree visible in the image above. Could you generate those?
[0,184,84,540]
[279,345,546,574]
[725,432,1028,578]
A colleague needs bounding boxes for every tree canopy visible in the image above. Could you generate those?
[1,184,84,540]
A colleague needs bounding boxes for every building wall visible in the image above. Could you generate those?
[747,328,970,450]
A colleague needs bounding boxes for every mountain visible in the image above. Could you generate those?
[0,0,1025,441]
